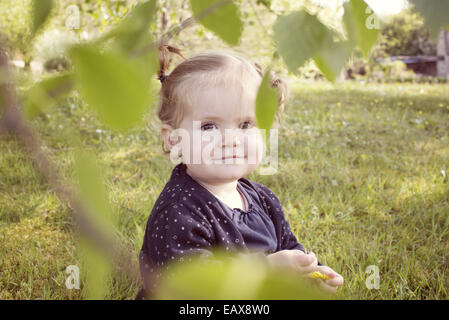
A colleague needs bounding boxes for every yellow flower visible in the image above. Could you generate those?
[310,271,330,280]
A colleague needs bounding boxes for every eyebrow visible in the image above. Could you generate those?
[201,115,255,122]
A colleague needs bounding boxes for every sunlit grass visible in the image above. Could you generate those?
[1,82,448,299]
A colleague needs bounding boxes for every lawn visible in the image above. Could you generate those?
[1,81,448,299]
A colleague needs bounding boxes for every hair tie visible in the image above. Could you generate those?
[159,74,167,83]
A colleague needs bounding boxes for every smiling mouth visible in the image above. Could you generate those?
[217,155,246,160]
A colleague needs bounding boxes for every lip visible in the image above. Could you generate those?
[215,155,246,160]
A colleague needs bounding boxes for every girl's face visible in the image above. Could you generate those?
[173,84,264,184]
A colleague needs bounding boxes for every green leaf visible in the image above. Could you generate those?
[190,0,243,46]
[255,70,279,132]
[32,0,54,35]
[155,250,331,299]
[343,0,379,57]
[133,32,159,84]
[273,10,353,82]
[92,1,158,82]
[24,73,73,118]
[70,45,152,131]
[80,237,111,300]
[314,37,351,82]
[74,150,117,231]
[74,151,115,299]
[273,11,329,74]
[409,0,449,38]
[108,0,157,52]
[256,0,271,10]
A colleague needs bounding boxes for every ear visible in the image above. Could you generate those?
[161,124,176,151]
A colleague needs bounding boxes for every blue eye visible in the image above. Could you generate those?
[201,123,217,131]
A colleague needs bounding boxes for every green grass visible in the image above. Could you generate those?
[1,81,448,299]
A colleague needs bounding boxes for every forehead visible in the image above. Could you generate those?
[185,84,257,121]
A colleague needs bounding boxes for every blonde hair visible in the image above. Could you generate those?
[156,45,288,154]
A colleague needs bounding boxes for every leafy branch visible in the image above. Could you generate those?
[0,45,141,285]
[1,0,449,299]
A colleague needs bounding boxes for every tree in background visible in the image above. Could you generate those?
[373,7,436,59]
[345,5,439,81]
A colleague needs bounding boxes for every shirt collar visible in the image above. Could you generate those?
[174,162,254,212]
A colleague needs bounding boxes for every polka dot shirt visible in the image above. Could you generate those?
[137,163,315,299]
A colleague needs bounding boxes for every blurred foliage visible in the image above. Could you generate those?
[24,73,74,117]
[255,70,279,132]
[80,237,111,299]
[70,45,152,131]
[0,0,32,57]
[74,150,117,299]
[155,250,331,300]
[344,4,447,83]
[74,150,118,233]
[31,0,54,36]
[274,11,331,74]
[372,7,436,59]
[191,0,243,46]
[343,0,379,57]
[409,0,449,38]
[369,60,418,82]
[2,0,449,300]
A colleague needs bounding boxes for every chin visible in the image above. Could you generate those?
[211,164,253,180]
[187,158,259,181]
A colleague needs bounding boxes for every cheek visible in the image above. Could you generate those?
[190,130,222,162]
[243,130,264,163]
[200,131,221,153]
[255,133,265,162]
[183,129,202,152]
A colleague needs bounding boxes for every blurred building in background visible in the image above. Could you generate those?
[437,29,449,78]
[387,30,449,78]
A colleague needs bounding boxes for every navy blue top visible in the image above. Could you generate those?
[224,180,278,254]
[137,162,315,299]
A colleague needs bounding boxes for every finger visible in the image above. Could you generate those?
[326,275,344,287]
[316,266,337,278]
[298,255,318,270]
[295,253,317,267]
[307,254,318,269]
[306,271,315,278]
[318,280,338,294]
[316,265,333,274]
[297,260,318,274]
[293,253,311,266]
[307,251,317,261]
[309,257,318,270]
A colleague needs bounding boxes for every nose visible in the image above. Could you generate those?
[223,129,241,147]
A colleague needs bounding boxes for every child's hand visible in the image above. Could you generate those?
[266,250,318,275]
[313,265,344,294]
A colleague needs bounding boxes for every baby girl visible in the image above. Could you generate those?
[136,46,343,299]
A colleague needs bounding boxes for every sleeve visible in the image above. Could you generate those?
[145,203,215,268]
[256,183,322,266]
[276,200,323,266]
[139,203,215,296]
[280,218,307,252]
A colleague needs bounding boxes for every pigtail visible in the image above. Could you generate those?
[253,62,289,123]
[158,44,186,83]
[253,62,263,77]
[270,73,288,119]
